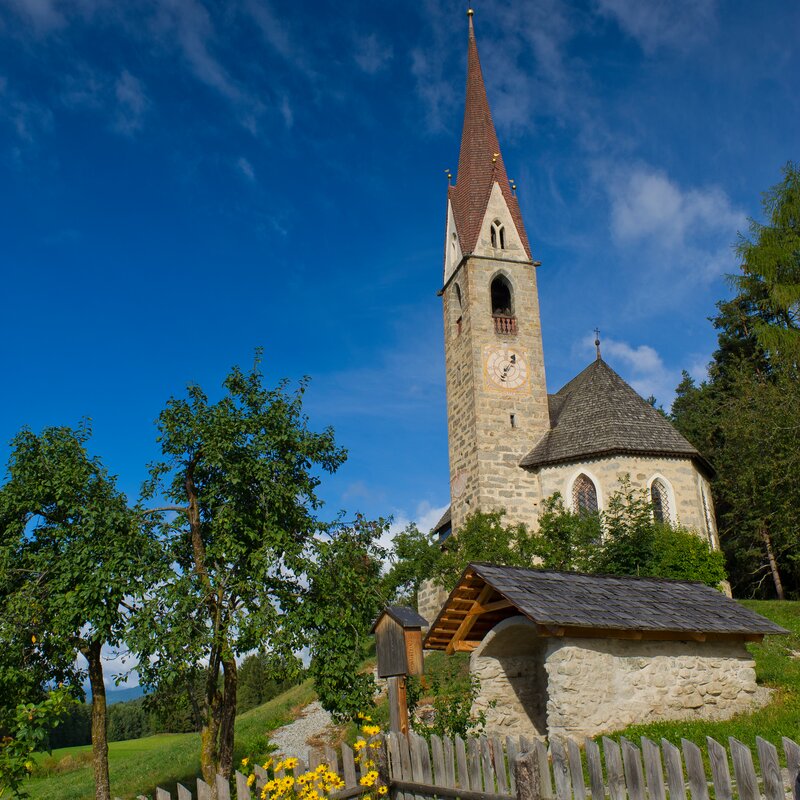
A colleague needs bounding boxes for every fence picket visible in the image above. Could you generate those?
[491,735,508,795]
[309,751,323,771]
[621,738,646,800]
[236,770,252,800]
[784,737,800,800]
[729,738,759,800]
[584,739,604,800]
[443,735,456,789]
[641,737,666,800]
[661,739,686,800]
[515,750,542,800]
[197,778,212,800]
[480,735,495,793]
[467,736,482,791]
[756,736,783,800]
[507,736,519,794]
[342,743,357,788]
[325,746,340,775]
[455,735,469,790]
[550,739,572,800]
[419,734,434,786]
[399,732,414,787]
[431,735,445,787]
[707,737,733,800]
[567,738,586,800]
[681,739,709,800]
[177,784,192,800]
[215,774,231,800]
[534,739,554,800]
[602,737,626,800]
[155,789,171,800]
[410,734,425,783]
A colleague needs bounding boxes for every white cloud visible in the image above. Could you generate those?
[580,333,677,404]
[603,163,746,284]
[352,33,393,75]
[112,70,148,135]
[236,156,255,182]
[1,0,64,32]
[388,500,449,545]
[596,0,718,54]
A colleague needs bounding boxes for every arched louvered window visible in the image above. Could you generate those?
[572,474,598,515]
[651,478,671,524]
[490,219,505,250]
[490,275,513,316]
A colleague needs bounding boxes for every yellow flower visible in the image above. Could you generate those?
[248,774,256,787]
[242,757,250,766]
[353,740,366,750]
[360,775,376,787]
[284,757,299,770]
[24,760,34,773]
[378,786,388,795]
[361,724,380,736]
[265,780,277,792]
[274,760,285,772]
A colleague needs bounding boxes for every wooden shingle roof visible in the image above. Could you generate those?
[520,359,712,474]
[424,563,787,652]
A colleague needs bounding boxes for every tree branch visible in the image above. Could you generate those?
[141,506,189,515]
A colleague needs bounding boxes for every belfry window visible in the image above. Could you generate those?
[651,478,671,524]
[490,219,506,250]
[490,275,513,316]
[572,474,598,515]
[454,283,463,336]
[491,274,516,334]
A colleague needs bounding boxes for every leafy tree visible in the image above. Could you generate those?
[0,425,152,800]
[532,493,601,572]
[432,510,537,590]
[237,653,302,715]
[133,361,346,783]
[302,516,388,722]
[733,161,800,370]
[0,686,75,798]
[381,523,442,608]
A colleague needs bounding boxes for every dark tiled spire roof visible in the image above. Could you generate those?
[520,359,713,473]
[449,13,531,259]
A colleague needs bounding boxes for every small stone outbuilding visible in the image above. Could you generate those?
[424,563,787,739]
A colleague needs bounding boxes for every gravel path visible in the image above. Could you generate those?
[269,701,339,760]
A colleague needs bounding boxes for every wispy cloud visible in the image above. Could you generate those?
[112,70,148,135]
[1,0,65,33]
[578,334,678,405]
[601,162,746,291]
[596,0,718,54]
[352,33,393,75]
[236,155,255,182]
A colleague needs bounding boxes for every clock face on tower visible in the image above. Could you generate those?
[484,345,530,391]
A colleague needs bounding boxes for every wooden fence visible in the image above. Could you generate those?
[141,733,800,800]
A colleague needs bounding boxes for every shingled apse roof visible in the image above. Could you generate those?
[449,13,531,260]
[424,563,788,651]
[521,358,712,473]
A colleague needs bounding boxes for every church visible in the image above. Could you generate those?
[418,12,720,624]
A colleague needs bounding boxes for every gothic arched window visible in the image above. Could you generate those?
[572,474,598,515]
[453,283,463,336]
[490,219,506,249]
[490,275,513,317]
[651,478,671,524]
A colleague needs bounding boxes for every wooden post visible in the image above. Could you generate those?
[388,676,409,735]
[515,749,541,800]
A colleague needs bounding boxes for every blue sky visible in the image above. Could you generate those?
[1,0,798,539]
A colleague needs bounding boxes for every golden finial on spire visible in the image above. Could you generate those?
[445,169,453,184]
[467,8,474,17]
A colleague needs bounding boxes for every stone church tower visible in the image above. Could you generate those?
[441,10,550,536]
[417,12,721,623]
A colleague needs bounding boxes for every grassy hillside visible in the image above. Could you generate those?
[25,601,798,799]
[27,681,316,800]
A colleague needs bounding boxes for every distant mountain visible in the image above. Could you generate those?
[85,685,146,705]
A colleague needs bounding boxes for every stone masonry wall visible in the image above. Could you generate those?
[544,637,760,739]
[470,617,548,739]
[417,579,450,627]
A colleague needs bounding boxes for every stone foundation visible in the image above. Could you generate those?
[545,637,759,739]
[470,618,762,740]
[470,617,548,739]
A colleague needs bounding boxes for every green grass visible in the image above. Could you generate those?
[610,600,800,755]
[26,680,317,800]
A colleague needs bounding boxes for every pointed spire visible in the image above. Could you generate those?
[449,10,531,259]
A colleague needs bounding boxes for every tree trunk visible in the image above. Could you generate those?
[218,658,238,778]
[86,639,111,800]
[200,712,221,790]
[760,522,786,600]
